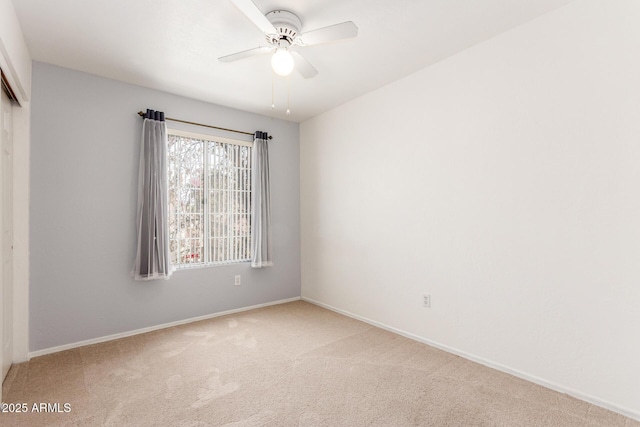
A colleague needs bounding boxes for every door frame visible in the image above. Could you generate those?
[0,82,14,384]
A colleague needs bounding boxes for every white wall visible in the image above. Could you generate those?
[30,62,300,353]
[0,0,31,363]
[301,0,640,418]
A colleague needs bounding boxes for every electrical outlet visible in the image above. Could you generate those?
[234,275,241,286]
[423,294,431,308]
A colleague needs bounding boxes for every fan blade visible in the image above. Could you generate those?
[230,0,277,35]
[219,46,273,62]
[297,21,358,46]
[291,51,318,79]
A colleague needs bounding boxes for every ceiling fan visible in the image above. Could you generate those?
[219,0,358,78]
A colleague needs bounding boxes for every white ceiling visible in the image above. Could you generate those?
[14,0,574,122]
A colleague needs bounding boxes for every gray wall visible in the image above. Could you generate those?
[30,62,300,352]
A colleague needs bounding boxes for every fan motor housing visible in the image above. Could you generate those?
[265,10,302,45]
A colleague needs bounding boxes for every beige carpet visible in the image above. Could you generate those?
[1,301,637,426]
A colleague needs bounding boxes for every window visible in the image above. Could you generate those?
[168,129,252,267]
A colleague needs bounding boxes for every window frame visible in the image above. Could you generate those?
[167,128,253,269]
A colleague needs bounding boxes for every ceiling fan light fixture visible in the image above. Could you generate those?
[271,48,294,76]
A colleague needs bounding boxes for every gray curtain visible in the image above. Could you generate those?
[251,131,273,268]
[132,109,174,280]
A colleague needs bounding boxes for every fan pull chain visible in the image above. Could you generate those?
[286,77,291,116]
[271,72,275,110]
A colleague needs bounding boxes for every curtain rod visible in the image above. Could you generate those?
[136,111,272,140]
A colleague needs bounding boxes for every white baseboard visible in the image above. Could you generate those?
[301,296,640,422]
[29,297,301,359]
